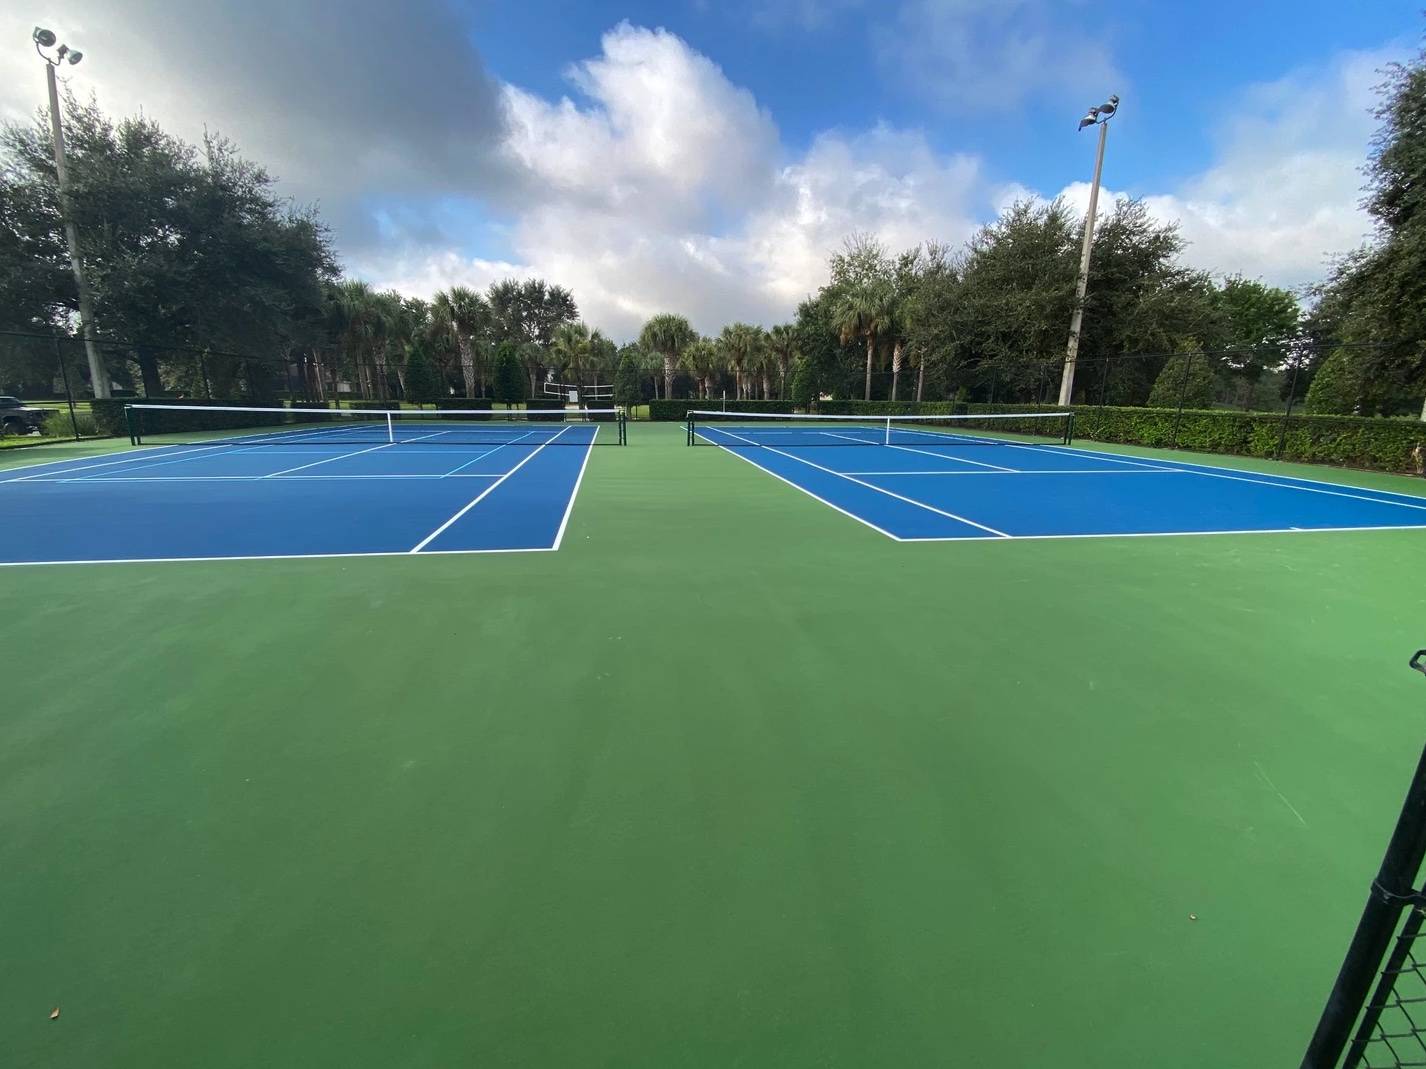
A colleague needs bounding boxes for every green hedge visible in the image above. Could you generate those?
[426,397,493,411]
[92,397,298,438]
[813,400,961,417]
[649,399,795,421]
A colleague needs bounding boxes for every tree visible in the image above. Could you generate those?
[613,351,642,411]
[717,323,764,399]
[790,357,816,409]
[1300,47,1426,417]
[639,313,695,400]
[766,324,798,399]
[403,339,442,403]
[492,342,527,405]
[682,337,721,399]
[551,322,593,387]
[433,286,489,397]
[1146,344,1217,408]
[486,277,579,395]
[1213,276,1300,409]
[834,282,891,400]
[2,96,334,397]
[1304,348,1362,415]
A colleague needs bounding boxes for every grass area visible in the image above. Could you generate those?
[4,425,1426,1066]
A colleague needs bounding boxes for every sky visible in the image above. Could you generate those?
[0,0,1415,340]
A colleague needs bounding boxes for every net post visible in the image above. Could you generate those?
[1065,410,1075,445]
[125,404,138,446]
[687,415,693,446]
[884,416,891,446]
[385,412,394,444]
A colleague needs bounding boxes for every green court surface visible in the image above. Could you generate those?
[5,424,1426,1067]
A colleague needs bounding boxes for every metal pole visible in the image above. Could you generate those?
[53,330,80,440]
[44,62,108,399]
[1303,685,1426,1066]
[1171,352,1193,449]
[1276,357,1303,461]
[1058,119,1109,407]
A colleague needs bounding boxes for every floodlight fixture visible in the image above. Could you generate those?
[33,27,56,47]
[67,50,82,65]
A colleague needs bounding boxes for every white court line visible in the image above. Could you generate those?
[551,432,599,549]
[440,432,534,476]
[256,425,464,477]
[707,427,1009,538]
[842,468,1186,476]
[883,441,1017,472]
[262,441,397,477]
[895,523,1426,543]
[0,546,559,569]
[2,442,248,482]
[1027,444,1426,514]
[699,432,905,541]
[69,444,276,480]
[409,426,571,552]
[20,474,503,483]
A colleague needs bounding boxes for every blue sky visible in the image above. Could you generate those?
[470,0,1408,194]
[0,0,1417,338]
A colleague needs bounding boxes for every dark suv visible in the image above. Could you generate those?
[0,396,53,437]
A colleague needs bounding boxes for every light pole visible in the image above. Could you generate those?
[1057,93,1119,408]
[33,26,109,399]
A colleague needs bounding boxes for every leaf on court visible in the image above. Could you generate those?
[50,1007,60,1020]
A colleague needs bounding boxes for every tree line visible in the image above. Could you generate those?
[5,42,1425,418]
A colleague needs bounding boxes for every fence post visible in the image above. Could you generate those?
[1302,651,1426,1068]
[52,331,80,441]
[1171,351,1194,449]
[1098,356,1111,407]
[1276,357,1303,461]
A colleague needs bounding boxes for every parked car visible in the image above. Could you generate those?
[0,396,53,437]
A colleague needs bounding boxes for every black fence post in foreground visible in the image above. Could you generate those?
[1303,650,1426,1068]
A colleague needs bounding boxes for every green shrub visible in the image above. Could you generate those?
[1147,352,1216,408]
[648,399,792,421]
[493,343,526,405]
[1304,348,1362,415]
[814,399,961,417]
[426,397,492,411]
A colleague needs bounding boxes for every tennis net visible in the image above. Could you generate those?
[687,409,1073,448]
[126,405,626,447]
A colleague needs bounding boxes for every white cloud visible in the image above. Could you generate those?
[373,24,993,339]
[1,6,1399,339]
[1004,49,1399,293]
[1133,48,1395,289]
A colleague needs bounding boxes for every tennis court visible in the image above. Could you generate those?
[0,406,622,565]
[5,415,1426,1068]
[689,410,1426,541]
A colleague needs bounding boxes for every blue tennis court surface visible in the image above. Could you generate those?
[695,423,1426,541]
[0,425,604,566]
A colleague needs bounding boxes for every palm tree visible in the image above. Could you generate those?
[835,283,892,400]
[682,337,721,399]
[330,279,383,398]
[718,323,764,399]
[767,324,797,400]
[639,313,695,401]
[433,287,490,397]
[551,322,593,392]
